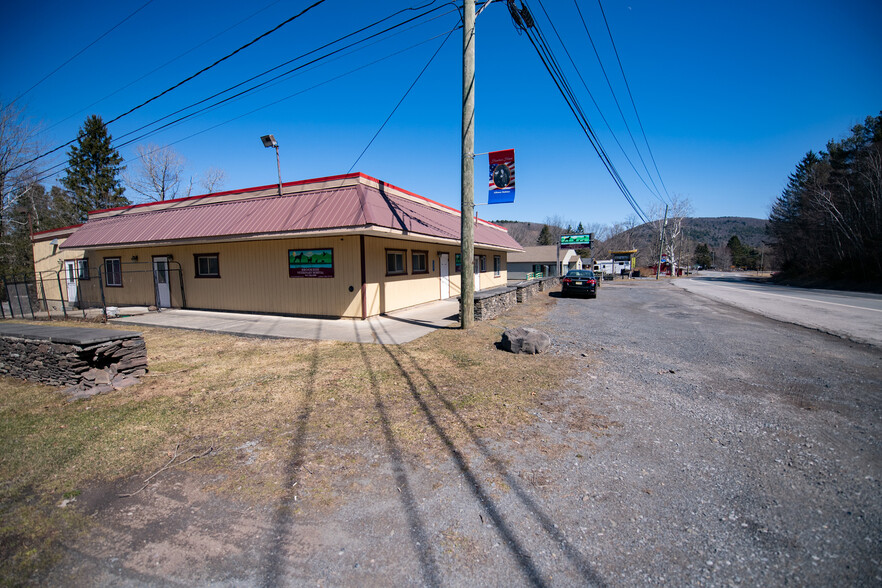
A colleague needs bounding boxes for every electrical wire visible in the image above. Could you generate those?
[347,26,457,173]
[534,0,665,203]
[567,0,666,203]
[112,18,459,151]
[108,2,458,150]
[9,0,157,107]
[27,25,460,188]
[37,0,287,138]
[595,0,671,202]
[10,0,330,173]
[511,0,648,222]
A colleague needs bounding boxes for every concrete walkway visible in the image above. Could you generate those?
[110,299,461,344]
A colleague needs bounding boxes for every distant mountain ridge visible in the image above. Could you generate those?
[495,217,768,264]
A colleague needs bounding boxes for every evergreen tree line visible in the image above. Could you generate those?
[768,113,882,284]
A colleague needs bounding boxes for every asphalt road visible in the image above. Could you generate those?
[672,272,882,347]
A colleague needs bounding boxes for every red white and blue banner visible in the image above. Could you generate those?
[488,149,515,204]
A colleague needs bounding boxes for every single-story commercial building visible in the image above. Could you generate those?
[507,245,582,281]
[37,173,522,319]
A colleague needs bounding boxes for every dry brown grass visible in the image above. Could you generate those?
[0,296,573,582]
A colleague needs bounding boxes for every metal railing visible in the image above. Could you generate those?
[1,261,185,321]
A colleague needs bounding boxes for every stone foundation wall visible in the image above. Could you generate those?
[0,327,147,396]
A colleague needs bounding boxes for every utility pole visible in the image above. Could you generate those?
[655,204,668,280]
[460,0,476,329]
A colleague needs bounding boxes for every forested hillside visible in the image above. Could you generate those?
[496,217,768,269]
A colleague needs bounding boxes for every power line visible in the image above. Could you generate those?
[10,0,330,173]
[534,0,665,203]
[27,25,460,189]
[511,0,648,222]
[37,0,288,138]
[567,0,666,203]
[348,27,457,173]
[112,17,460,152]
[595,0,671,202]
[10,0,157,107]
[108,1,457,150]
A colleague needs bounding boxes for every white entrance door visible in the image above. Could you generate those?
[64,260,78,305]
[474,255,481,291]
[440,253,450,298]
[153,256,171,308]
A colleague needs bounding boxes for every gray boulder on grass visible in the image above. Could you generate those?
[501,327,551,354]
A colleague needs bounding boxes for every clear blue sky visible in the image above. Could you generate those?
[2,0,880,226]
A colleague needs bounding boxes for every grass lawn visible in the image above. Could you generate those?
[0,295,570,583]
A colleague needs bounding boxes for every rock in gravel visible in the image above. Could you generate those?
[501,327,552,354]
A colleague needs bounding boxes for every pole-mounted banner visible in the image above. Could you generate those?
[488,148,515,203]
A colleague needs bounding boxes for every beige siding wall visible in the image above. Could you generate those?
[363,237,507,315]
[88,237,363,317]
[75,235,508,318]
[32,238,87,305]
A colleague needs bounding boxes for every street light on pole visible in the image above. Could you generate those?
[260,134,283,196]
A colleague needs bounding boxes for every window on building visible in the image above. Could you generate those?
[494,255,501,277]
[386,249,406,275]
[104,257,122,287]
[477,255,486,272]
[195,254,220,278]
[411,250,428,274]
[72,259,89,280]
[455,253,462,272]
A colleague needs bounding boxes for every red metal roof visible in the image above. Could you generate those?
[61,174,522,251]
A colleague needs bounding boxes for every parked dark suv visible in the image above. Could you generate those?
[561,269,597,298]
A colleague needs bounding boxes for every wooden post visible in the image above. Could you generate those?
[460,0,476,329]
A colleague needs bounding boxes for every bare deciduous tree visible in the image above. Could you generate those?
[0,100,43,274]
[126,144,191,202]
[504,222,535,246]
[664,196,694,274]
[201,167,226,194]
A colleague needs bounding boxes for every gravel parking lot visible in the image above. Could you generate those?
[43,280,881,586]
[541,280,881,585]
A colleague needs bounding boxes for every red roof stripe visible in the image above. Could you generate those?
[31,223,84,237]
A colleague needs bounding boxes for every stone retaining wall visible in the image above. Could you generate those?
[473,287,518,321]
[461,277,562,322]
[538,276,561,291]
[0,324,147,397]
[515,280,541,303]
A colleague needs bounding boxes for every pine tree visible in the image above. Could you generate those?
[694,243,712,268]
[537,224,552,245]
[726,235,744,268]
[60,115,128,221]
